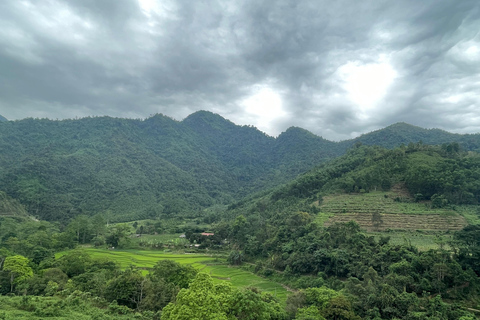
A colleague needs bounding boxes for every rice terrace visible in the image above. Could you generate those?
[59,248,290,302]
[320,189,469,232]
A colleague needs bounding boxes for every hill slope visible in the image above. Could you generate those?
[1,112,480,222]
[0,191,28,218]
[225,144,480,233]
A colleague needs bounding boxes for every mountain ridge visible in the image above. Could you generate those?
[1,111,480,222]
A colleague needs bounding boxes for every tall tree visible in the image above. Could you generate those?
[3,255,33,292]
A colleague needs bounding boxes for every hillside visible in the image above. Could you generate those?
[321,191,468,232]
[0,191,28,218]
[0,115,6,122]
[1,112,480,222]
[341,122,480,152]
[225,144,480,234]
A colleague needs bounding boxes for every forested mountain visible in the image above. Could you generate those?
[219,144,480,280]
[224,143,480,237]
[343,122,480,151]
[0,191,28,218]
[1,111,480,222]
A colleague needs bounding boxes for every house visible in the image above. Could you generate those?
[201,232,214,236]
[179,234,186,238]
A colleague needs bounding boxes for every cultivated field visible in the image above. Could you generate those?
[74,248,290,302]
[319,191,468,232]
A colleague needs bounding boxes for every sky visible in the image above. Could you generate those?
[0,0,480,141]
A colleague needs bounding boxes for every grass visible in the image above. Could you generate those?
[64,248,290,303]
[367,231,453,251]
[320,191,458,215]
[454,205,480,225]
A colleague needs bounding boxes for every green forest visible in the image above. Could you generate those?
[1,114,480,319]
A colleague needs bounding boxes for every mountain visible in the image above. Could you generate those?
[0,191,28,218]
[0,115,7,122]
[342,122,480,151]
[0,112,479,222]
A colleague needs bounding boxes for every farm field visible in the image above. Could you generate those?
[62,248,290,302]
[367,231,453,251]
[319,191,468,232]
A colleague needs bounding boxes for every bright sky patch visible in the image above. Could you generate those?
[339,61,397,113]
[241,86,286,135]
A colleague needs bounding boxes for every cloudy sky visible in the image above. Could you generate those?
[1,0,479,141]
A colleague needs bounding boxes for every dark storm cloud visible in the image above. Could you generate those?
[1,0,479,140]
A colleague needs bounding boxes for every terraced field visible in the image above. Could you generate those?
[319,191,468,231]
[69,248,290,302]
[325,212,466,231]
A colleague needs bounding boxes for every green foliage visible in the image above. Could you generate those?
[0,113,341,223]
[0,191,28,218]
[106,224,132,248]
[150,260,197,289]
[227,250,245,265]
[104,267,146,309]
[3,255,33,292]
[2,115,480,224]
[454,225,480,276]
[161,273,232,320]
[304,287,339,310]
[161,273,286,320]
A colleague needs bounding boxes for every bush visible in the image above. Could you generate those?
[227,250,244,265]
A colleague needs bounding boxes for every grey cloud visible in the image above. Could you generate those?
[1,0,480,141]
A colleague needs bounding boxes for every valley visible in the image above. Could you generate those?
[1,115,480,319]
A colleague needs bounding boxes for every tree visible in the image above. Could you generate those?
[295,306,326,320]
[106,223,131,248]
[104,267,147,309]
[305,287,340,310]
[321,296,361,320]
[371,212,383,231]
[161,273,286,320]
[231,215,249,249]
[161,273,231,320]
[140,277,178,312]
[56,249,92,277]
[3,255,33,292]
[150,260,197,289]
[453,225,480,275]
[228,287,285,320]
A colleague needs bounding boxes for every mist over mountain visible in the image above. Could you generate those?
[0,111,479,222]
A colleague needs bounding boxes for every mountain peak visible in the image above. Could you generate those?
[278,126,327,141]
[183,110,229,123]
[182,110,236,131]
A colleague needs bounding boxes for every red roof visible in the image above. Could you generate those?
[201,232,214,236]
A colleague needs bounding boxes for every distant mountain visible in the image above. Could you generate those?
[0,112,479,222]
[342,122,480,151]
[0,115,7,122]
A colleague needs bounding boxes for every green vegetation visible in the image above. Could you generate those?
[0,191,28,218]
[1,114,480,223]
[61,248,290,302]
[320,191,467,232]
[0,294,150,320]
[0,112,343,222]
[2,115,480,318]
